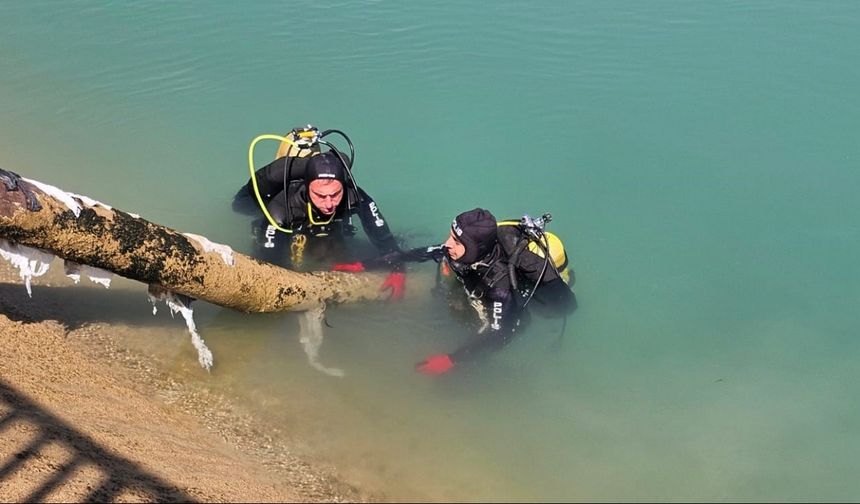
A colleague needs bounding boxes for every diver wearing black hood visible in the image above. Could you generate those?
[333,208,577,375]
[233,148,401,274]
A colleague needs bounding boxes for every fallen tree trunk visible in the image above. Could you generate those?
[0,170,385,312]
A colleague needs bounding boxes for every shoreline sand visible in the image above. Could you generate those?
[0,262,376,502]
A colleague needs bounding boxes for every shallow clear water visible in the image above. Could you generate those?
[2,1,860,500]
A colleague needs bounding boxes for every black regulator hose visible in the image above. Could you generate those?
[528,231,571,345]
[318,139,361,196]
[320,130,357,195]
[320,129,355,165]
[521,230,552,309]
[508,238,531,292]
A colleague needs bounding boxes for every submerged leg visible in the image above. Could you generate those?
[297,304,344,377]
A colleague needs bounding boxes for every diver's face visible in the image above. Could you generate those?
[308,179,344,215]
[444,230,466,261]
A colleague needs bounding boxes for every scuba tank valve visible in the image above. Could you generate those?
[290,124,321,149]
[520,213,552,237]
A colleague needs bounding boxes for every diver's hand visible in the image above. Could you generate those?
[415,354,454,375]
[332,261,365,273]
[380,272,405,301]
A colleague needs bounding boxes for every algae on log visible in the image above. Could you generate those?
[0,170,386,312]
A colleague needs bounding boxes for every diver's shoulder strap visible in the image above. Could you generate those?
[496,221,527,257]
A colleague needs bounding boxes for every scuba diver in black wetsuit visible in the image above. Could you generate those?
[233,125,405,299]
[333,208,577,375]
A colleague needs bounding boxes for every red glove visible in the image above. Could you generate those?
[415,354,454,375]
[332,261,365,272]
[380,272,405,301]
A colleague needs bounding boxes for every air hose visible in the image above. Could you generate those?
[247,133,299,234]
[247,128,359,233]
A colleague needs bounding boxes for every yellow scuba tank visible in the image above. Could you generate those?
[499,219,573,285]
[275,126,321,159]
[526,231,572,284]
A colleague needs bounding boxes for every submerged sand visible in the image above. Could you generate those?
[0,262,373,503]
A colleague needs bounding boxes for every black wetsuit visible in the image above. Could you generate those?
[232,154,399,267]
[366,224,577,362]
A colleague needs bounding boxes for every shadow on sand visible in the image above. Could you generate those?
[0,378,195,502]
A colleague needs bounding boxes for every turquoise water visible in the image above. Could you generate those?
[2,0,860,500]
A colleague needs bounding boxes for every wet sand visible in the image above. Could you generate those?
[0,262,372,502]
